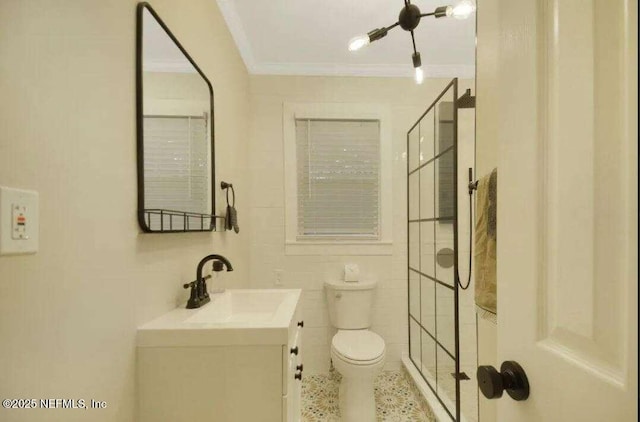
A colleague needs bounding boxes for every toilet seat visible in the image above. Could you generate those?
[331,330,385,365]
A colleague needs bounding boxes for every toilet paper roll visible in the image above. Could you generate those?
[344,263,359,282]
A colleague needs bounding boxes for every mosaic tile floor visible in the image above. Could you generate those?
[302,369,435,421]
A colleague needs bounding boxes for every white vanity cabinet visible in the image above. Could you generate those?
[136,289,302,422]
[284,314,304,421]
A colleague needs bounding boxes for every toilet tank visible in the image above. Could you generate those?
[324,280,376,329]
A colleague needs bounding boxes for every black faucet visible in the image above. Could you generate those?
[184,254,233,309]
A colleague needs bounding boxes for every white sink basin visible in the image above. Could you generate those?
[137,289,301,348]
[186,289,295,324]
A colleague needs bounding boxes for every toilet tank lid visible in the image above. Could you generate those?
[324,280,376,291]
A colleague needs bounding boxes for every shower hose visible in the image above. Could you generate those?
[457,168,475,290]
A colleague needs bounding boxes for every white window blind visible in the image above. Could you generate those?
[295,119,380,239]
[143,115,209,218]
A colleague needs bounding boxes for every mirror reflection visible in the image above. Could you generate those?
[137,4,215,232]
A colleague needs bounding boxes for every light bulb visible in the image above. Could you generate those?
[415,67,424,84]
[348,34,370,51]
[450,0,476,19]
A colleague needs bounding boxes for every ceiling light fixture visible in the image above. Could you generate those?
[348,0,476,83]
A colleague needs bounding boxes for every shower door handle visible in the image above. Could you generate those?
[477,361,530,401]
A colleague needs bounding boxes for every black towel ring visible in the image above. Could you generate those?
[221,181,235,207]
[220,181,239,233]
[226,185,235,207]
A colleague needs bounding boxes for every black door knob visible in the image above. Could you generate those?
[290,346,299,355]
[294,371,302,380]
[477,361,529,401]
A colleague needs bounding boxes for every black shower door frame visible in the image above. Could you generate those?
[406,78,461,421]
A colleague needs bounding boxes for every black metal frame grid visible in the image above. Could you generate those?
[407,78,460,421]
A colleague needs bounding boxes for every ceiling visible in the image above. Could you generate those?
[216,0,476,78]
[142,8,196,73]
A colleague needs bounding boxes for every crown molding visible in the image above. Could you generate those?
[216,0,475,79]
[217,0,258,73]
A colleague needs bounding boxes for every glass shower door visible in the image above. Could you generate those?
[407,78,460,421]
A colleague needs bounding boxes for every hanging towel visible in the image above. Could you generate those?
[224,184,240,233]
[474,169,497,316]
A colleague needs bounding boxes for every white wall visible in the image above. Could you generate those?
[247,75,474,374]
[0,1,249,421]
[143,71,210,116]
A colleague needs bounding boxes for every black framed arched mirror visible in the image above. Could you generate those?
[136,2,219,232]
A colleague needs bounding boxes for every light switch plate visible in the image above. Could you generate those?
[0,186,39,255]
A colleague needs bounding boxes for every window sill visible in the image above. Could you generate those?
[285,241,393,256]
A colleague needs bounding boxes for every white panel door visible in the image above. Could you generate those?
[494,0,637,420]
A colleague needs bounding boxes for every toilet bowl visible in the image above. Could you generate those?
[330,329,386,421]
[324,280,386,422]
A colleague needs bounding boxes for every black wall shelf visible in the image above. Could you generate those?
[140,208,225,233]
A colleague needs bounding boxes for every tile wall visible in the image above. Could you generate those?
[247,76,475,374]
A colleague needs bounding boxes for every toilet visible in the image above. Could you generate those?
[324,280,386,422]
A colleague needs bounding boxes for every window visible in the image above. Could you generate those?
[284,103,392,255]
[143,115,209,221]
[295,119,380,239]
